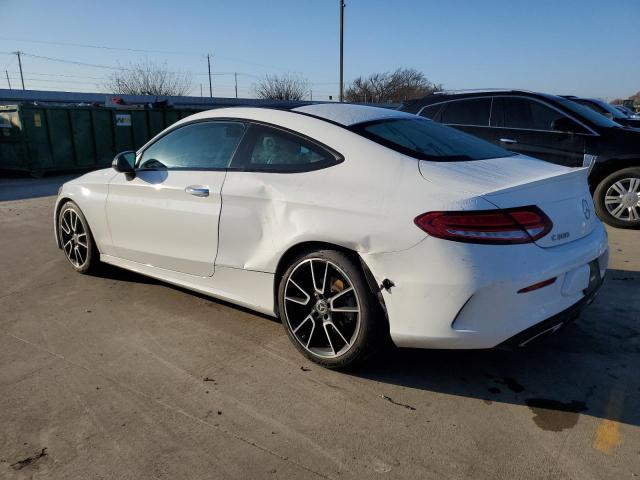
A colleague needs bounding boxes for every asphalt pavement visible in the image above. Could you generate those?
[0,180,638,479]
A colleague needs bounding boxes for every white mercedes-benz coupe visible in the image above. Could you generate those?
[54,104,609,369]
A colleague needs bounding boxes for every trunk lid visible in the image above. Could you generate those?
[418,155,597,247]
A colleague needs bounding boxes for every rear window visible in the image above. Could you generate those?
[351,118,514,162]
[440,98,491,126]
[419,104,442,120]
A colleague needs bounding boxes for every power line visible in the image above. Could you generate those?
[0,36,290,71]
[6,76,100,85]
[13,51,260,78]
[6,71,105,80]
[3,53,15,72]
[0,36,193,55]
[20,52,122,70]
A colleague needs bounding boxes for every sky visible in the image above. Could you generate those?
[0,0,638,100]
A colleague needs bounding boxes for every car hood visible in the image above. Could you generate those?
[418,155,598,248]
[618,117,640,128]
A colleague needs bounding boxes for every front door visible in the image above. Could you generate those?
[106,120,246,277]
[490,96,587,167]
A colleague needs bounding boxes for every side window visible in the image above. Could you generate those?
[577,100,607,115]
[502,98,565,131]
[139,121,245,169]
[419,104,443,120]
[440,98,491,126]
[234,124,335,171]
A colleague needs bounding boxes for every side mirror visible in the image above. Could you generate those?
[112,151,136,176]
[550,117,577,133]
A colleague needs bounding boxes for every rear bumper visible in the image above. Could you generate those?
[361,221,609,349]
[497,278,602,349]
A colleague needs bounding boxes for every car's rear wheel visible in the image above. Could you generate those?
[594,167,640,229]
[58,201,99,273]
[278,250,384,369]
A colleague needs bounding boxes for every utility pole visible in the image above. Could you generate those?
[339,0,345,102]
[13,51,25,90]
[5,70,11,90]
[234,72,238,99]
[207,54,213,98]
[310,89,313,101]
[200,84,203,97]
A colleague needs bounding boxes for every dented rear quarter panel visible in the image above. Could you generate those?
[213,108,496,273]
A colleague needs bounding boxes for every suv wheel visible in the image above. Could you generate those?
[593,167,640,229]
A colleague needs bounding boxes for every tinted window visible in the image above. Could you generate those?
[440,98,491,126]
[576,99,608,116]
[502,98,565,130]
[235,124,334,171]
[419,104,442,120]
[553,96,620,128]
[139,121,245,169]
[352,118,514,162]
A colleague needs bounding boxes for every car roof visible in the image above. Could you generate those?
[183,103,416,129]
[403,89,565,109]
[292,103,416,126]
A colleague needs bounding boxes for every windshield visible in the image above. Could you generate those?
[351,118,515,162]
[587,99,628,118]
[554,97,621,128]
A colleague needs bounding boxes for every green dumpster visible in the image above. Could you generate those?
[0,104,203,176]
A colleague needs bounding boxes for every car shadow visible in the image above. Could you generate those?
[91,260,640,429]
[91,262,161,286]
[92,262,279,323]
[349,268,640,430]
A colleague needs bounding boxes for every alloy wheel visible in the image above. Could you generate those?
[284,258,361,359]
[59,208,89,268]
[604,177,640,222]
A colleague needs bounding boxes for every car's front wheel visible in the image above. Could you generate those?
[278,250,385,369]
[594,167,640,229]
[58,201,99,273]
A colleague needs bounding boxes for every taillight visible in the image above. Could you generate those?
[414,206,552,244]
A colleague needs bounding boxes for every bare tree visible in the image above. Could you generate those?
[253,73,309,101]
[345,68,441,103]
[105,59,192,96]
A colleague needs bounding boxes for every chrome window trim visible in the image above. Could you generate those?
[417,95,599,136]
[441,123,598,136]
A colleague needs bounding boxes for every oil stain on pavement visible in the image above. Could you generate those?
[525,398,588,432]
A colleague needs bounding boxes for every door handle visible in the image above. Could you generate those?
[499,138,518,144]
[185,185,210,197]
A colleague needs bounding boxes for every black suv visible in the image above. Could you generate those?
[400,90,640,228]
[561,96,640,129]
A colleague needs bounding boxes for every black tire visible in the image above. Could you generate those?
[593,167,640,229]
[277,249,385,370]
[58,201,99,274]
